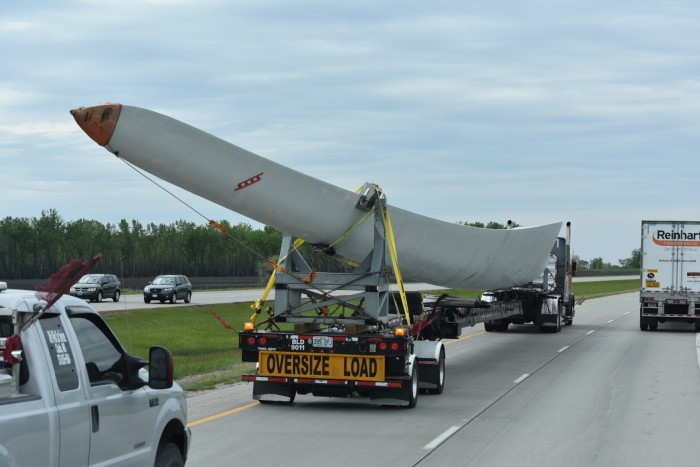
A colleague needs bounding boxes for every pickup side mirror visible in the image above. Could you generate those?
[571,260,577,277]
[148,346,174,390]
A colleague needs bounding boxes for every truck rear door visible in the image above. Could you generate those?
[642,221,700,293]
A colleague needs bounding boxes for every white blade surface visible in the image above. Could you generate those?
[78,104,562,290]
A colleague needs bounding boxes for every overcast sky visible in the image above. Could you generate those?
[1,0,698,265]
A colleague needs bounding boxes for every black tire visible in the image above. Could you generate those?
[495,321,509,332]
[184,291,191,304]
[154,442,183,467]
[160,298,166,304]
[649,321,658,331]
[170,293,176,304]
[96,290,103,303]
[428,349,446,395]
[405,365,419,408]
[696,320,700,332]
[113,290,120,302]
[144,297,151,304]
[484,322,495,332]
[640,321,648,331]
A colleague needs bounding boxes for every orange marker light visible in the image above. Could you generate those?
[244,322,255,331]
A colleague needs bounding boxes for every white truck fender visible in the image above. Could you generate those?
[413,340,444,362]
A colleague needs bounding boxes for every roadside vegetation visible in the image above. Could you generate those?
[2,212,640,281]
[104,279,639,392]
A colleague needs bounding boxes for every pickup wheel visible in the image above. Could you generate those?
[144,297,151,304]
[154,442,183,467]
[113,290,120,302]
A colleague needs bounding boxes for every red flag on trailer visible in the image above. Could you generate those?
[35,254,103,310]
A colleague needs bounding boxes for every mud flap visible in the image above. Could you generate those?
[253,380,295,404]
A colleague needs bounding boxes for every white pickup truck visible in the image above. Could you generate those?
[0,281,191,466]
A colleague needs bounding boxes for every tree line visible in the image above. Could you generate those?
[1,211,639,280]
[0,210,291,280]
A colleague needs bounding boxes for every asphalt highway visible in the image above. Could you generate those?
[184,292,700,467]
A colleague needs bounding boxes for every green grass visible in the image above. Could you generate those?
[105,279,639,392]
[104,303,256,392]
[572,279,638,299]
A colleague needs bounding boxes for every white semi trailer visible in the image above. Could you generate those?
[640,220,700,331]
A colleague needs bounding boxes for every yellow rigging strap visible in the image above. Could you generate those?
[250,238,306,322]
[380,202,411,327]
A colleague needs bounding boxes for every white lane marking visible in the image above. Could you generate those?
[696,333,700,372]
[607,319,614,323]
[624,311,631,315]
[587,330,595,335]
[557,346,570,353]
[424,426,461,450]
[514,373,530,384]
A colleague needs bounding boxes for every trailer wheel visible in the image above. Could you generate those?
[484,322,495,332]
[640,322,649,331]
[405,366,419,408]
[427,348,446,395]
[649,321,658,331]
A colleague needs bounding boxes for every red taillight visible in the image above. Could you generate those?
[379,342,387,351]
[390,342,399,351]
[259,337,267,346]
[247,337,256,346]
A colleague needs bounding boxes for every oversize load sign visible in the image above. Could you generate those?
[258,351,385,382]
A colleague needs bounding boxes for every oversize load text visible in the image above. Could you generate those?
[258,351,385,382]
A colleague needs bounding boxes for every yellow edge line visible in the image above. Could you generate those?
[445,330,485,345]
[187,401,259,427]
[188,330,484,427]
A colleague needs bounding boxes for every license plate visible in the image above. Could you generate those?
[258,351,385,381]
[152,293,158,297]
[312,336,333,348]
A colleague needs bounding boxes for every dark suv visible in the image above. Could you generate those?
[69,274,121,302]
[143,275,192,304]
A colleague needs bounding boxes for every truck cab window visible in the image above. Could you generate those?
[69,315,124,386]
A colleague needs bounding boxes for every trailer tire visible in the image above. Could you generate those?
[649,321,658,331]
[640,322,648,331]
[484,322,495,332]
[427,348,446,395]
[405,366,419,408]
[695,320,700,332]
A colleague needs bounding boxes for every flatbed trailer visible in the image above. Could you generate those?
[238,186,570,407]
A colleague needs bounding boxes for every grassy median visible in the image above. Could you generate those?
[105,279,639,392]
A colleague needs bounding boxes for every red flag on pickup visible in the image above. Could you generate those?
[35,254,102,310]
